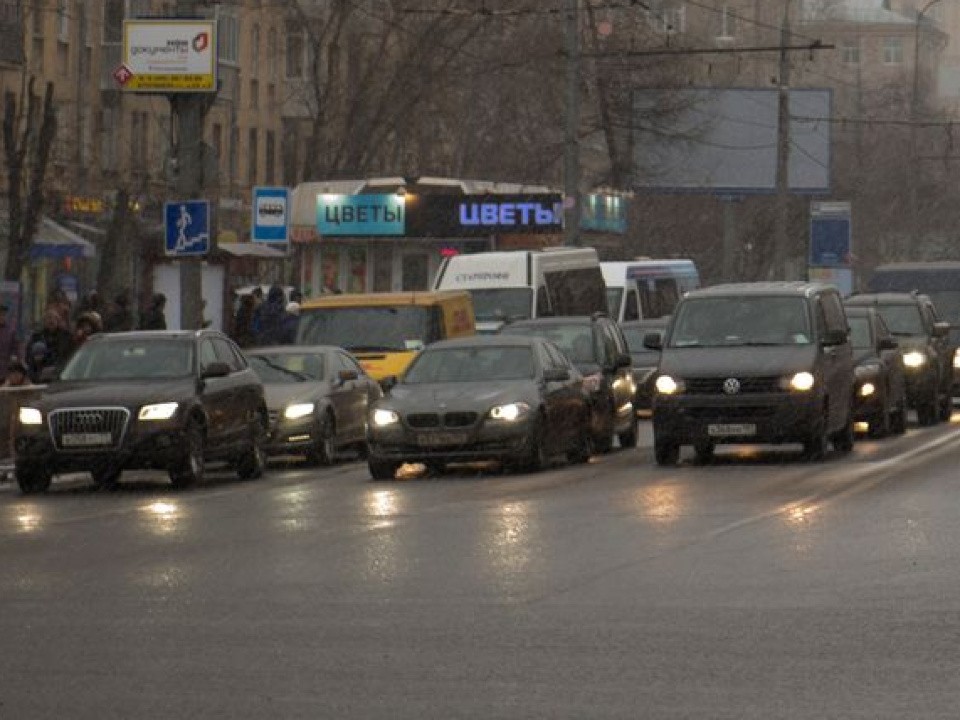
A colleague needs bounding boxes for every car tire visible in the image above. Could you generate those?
[519,422,550,473]
[92,467,122,491]
[617,415,639,450]
[802,419,829,461]
[653,434,680,466]
[831,413,855,453]
[917,395,938,426]
[939,390,953,422]
[16,464,52,495]
[567,423,593,465]
[890,394,908,435]
[237,414,267,480]
[368,458,399,480]
[170,421,205,489]
[693,440,714,464]
[306,413,336,466]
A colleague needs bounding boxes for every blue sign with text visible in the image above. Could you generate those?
[252,187,290,243]
[165,200,210,256]
[316,194,405,236]
[809,202,851,269]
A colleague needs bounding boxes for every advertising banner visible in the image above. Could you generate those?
[121,20,217,92]
[809,201,852,268]
[316,194,405,236]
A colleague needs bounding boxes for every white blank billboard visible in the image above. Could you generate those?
[632,89,831,194]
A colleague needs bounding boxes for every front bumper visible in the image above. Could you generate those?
[903,366,937,404]
[368,416,535,464]
[652,391,822,445]
[264,416,319,455]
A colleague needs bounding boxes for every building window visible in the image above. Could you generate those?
[841,38,859,64]
[250,23,260,67]
[103,0,123,43]
[249,79,258,109]
[56,39,68,74]
[662,4,685,34]
[265,131,275,185]
[212,123,222,173]
[219,12,239,64]
[32,0,44,35]
[56,0,68,41]
[129,0,151,17]
[248,128,258,186]
[286,23,305,78]
[31,37,43,70]
[267,27,278,81]
[883,37,903,65]
[717,4,737,39]
[229,126,238,185]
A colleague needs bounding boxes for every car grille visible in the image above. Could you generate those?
[686,377,782,394]
[49,407,131,451]
[684,406,778,421]
[405,412,480,429]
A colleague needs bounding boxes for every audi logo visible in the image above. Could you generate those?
[722,378,741,395]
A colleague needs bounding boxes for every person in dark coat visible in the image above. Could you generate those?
[280,302,300,344]
[255,285,287,345]
[104,290,135,332]
[27,310,73,373]
[140,293,168,330]
[232,294,257,348]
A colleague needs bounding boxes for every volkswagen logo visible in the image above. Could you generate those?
[722,378,741,395]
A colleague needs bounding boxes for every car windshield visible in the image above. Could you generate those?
[874,304,924,336]
[469,288,532,323]
[847,316,873,349]
[60,338,194,380]
[403,346,535,383]
[297,306,439,352]
[503,323,596,364]
[670,297,811,347]
[606,287,623,317]
[249,353,324,383]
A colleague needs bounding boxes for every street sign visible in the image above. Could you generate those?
[112,64,133,87]
[164,200,210,256]
[809,201,852,268]
[251,187,290,243]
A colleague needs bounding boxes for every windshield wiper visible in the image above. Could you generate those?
[260,358,310,382]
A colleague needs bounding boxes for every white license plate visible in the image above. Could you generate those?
[707,423,756,437]
[62,432,113,447]
[417,431,468,447]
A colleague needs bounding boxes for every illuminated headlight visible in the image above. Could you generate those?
[788,371,815,392]
[18,407,42,426]
[489,402,531,421]
[373,409,400,427]
[655,375,684,395]
[953,349,960,369]
[903,351,926,368]
[859,382,876,398]
[138,402,179,421]
[284,403,315,420]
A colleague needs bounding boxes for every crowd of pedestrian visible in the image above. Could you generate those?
[230,283,301,348]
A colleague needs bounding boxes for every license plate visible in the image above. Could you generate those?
[62,432,113,447]
[417,431,468,447]
[707,423,756,437]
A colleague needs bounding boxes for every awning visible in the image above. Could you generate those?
[217,242,287,259]
[30,217,96,259]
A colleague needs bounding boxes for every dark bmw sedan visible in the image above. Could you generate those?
[14,331,268,494]
[366,336,591,480]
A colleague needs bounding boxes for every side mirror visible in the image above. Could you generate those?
[878,336,899,351]
[380,375,398,391]
[338,370,358,384]
[202,361,231,379]
[543,368,570,383]
[933,321,951,338]
[821,329,847,347]
[616,352,632,369]
[39,366,58,384]
[643,333,663,351]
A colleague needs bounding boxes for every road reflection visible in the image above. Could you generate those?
[481,501,538,592]
[632,482,684,525]
[140,500,183,537]
[13,503,43,534]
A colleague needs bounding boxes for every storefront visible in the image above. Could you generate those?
[290,179,563,297]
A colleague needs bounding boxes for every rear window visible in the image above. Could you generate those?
[297,306,442,352]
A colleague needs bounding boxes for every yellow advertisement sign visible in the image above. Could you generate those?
[121,20,217,93]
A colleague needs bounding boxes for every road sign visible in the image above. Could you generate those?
[164,200,210,256]
[112,64,133,87]
[251,187,290,243]
[809,201,852,268]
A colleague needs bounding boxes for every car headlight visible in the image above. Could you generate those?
[489,402,531,421]
[953,349,960,369]
[284,403,315,420]
[903,351,926,368]
[655,375,684,395]
[138,402,179,421]
[18,407,42,426]
[787,371,815,392]
[373,409,400,427]
[859,382,876,398]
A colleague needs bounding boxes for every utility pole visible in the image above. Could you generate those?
[563,0,581,247]
[771,0,793,280]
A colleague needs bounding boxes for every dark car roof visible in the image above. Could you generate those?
[684,281,834,300]
[246,345,339,355]
[428,335,544,350]
[846,292,920,305]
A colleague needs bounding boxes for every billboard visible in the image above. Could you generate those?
[120,20,217,92]
[632,89,831,194]
[809,201,851,268]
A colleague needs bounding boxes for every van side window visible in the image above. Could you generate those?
[543,267,605,316]
[623,290,640,321]
[655,279,681,316]
[536,286,552,317]
[820,293,846,335]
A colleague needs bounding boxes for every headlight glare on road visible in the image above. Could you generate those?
[138,402,179,421]
[903,351,926,368]
[284,403,315,420]
[859,382,876,398]
[489,402,530,421]
[788,372,815,392]
[655,375,683,395]
[373,409,400,427]
[18,407,42,425]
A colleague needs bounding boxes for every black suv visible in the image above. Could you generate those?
[844,292,952,426]
[499,314,637,451]
[14,331,269,493]
[648,282,855,464]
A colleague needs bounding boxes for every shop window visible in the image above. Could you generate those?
[401,253,430,291]
[347,247,367,293]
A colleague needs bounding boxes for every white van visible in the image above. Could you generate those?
[601,259,700,322]
[433,247,607,333]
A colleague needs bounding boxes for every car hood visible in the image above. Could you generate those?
[890,335,927,352]
[853,349,881,367]
[660,345,819,378]
[381,381,537,412]
[263,382,328,411]
[35,378,196,411]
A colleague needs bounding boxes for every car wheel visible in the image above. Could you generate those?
[917,395,938,426]
[831,413,855,453]
[693,440,714,464]
[617,415,639,450]
[939,390,953,422]
[368,458,399,480]
[890,393,908,435]
[92,466,122,491]
[354,441,370,460]
[306,413,336,466]
[519,423,550,473]
[802,419,829,461]
[567,422,593,465]
[170,421,205,489]
[16,464,52,495]
[653,434,680,466]
[237,414,267,480]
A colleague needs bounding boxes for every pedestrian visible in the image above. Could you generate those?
[255,284,287,345]
[250,286,265,338]
[140,293,167,330]
[281,302,300,344]
[0,303,18,377]
[28,310,73,372]
[75,289,102,321]
[25,341,50,383]
[2,358,31,388]
[103,289,135,332]
[232,294,257,348]
[72,311,102,349]
[46,288,72,332]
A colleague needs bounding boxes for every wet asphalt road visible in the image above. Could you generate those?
[3,420,960,719]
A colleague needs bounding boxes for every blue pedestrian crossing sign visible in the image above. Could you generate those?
[164,200,210,256]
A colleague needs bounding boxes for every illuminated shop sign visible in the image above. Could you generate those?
[316,194,405,236]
